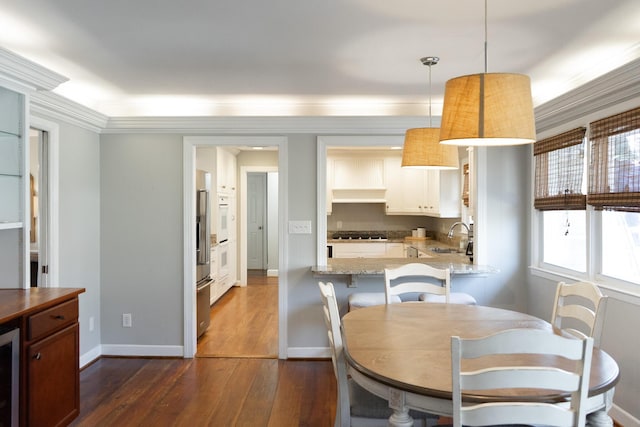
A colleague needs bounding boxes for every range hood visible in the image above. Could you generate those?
[331,188,386,203]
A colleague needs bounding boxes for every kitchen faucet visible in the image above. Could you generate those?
[448,222,474,261]
[447,221,472,239]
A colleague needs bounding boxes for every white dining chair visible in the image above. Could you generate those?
[551,280,608,347]
[318,281,435,427]
[451,328,594,427]
[386,263,476,305]
[348,263,476,311]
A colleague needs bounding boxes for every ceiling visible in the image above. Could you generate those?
[2,0,640,117]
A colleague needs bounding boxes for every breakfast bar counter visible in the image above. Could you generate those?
[312,258,497,276]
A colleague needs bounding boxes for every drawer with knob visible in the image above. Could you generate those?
[27,298,78,341]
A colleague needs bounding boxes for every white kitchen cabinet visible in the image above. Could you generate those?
[326,157,333,215]
[209,246,217,305]
[385,242,405,258]
[331,242,405,258]
[328,152,386,203]
[385,153,461,218]
[332,242,386,258]
[384,156,428,215]
[216,147,237,194]
[424,169,461,218]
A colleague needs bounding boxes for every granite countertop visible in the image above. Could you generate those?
[316,237,498,276]
[312,258,497,276]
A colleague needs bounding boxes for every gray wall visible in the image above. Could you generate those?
[285,135,327,350]
[56,121,102,358]
[478,145,530,312]
[100,134,184,347]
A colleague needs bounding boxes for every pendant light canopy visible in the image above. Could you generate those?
[439,1,536,146]
[402,57,459,169]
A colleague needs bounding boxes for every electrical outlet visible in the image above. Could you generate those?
[289,220,312,234]
[89,316,95,332]
[337,221,343,229]
[122,313,132,328]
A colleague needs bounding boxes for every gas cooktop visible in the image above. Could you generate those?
[331,232,388,240]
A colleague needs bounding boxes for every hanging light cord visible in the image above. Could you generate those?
[484,0,488,73]
[420,56,439,128]
[428,62,432,127]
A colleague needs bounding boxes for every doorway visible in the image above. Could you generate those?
[197,163,279,358]
[28,128,50,287]
[184,136,287,359]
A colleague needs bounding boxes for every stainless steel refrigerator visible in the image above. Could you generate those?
[196,170,213,338]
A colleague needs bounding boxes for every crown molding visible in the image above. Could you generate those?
[535,57,640,133]
[30,91,109,133]
[0,47,68,92]
[103,116,428,135]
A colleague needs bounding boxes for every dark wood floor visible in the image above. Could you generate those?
[70,271,338,426]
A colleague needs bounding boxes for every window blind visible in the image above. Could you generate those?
[588,106,640,212]
[534,127,587,210]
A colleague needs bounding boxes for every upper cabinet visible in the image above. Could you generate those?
[384,152,462,218]
[0,86,25,228]
[216,147,237,195]
[384,155,427,215]
[327,150,461,218]
[329,153,386,203]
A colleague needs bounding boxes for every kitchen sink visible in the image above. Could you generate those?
[431,247,464,254]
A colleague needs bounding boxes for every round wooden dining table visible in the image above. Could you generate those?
[341,303,620,427]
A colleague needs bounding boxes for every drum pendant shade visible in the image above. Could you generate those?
[439,72,536,146]
[402,128,459,169]
[401,56,459,169]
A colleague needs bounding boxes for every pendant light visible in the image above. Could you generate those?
[402,56,459,169]
[439,0,536,146]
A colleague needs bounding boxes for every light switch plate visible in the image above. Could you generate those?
[289,220,312,234]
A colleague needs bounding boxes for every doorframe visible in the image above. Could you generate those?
[182,136,288,359]
[240,166,278,285]
[29,116,60,287]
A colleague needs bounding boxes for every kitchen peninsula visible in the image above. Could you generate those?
[314,237,498,287]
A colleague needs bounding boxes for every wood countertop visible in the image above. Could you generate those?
[0,287,85,324]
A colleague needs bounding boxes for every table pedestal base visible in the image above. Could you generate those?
[587,410,614,427]
[388,388,414,427]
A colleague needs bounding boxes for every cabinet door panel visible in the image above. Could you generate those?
[28,324,80,427]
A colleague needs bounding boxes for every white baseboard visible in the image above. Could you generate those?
[610,404,640,427]
[80,345,102,368]
[267,269,278,277]
[101,344,184,358]
[287,346,330,359]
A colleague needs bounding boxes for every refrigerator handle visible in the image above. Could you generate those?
[196,221,201,262]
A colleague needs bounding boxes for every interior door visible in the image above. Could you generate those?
[247,173,266,269]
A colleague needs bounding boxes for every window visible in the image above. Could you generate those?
[535,128,588,272]
[535,107,640,286]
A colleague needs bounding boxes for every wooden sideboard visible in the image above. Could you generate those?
[0,288,85,427]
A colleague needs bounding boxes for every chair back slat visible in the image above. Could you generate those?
[551,281,608,347]
[452,328,594,427]
[384,263,450,304]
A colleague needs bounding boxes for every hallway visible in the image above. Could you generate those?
[197,270,278,358]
